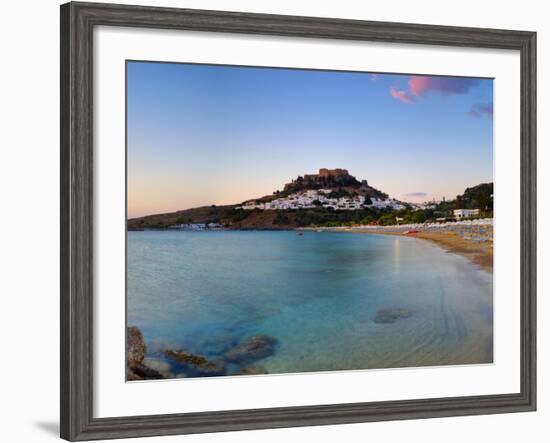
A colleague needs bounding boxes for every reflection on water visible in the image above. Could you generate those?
[127,230,493,377]
[393,237,401,274]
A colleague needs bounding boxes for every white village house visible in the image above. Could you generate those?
[237,189,405,212]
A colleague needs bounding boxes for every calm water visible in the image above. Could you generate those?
[127,230,493,377]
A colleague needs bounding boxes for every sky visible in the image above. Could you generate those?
[127,61,493,218]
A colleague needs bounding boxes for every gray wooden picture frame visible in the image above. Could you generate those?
[60,1,537,441]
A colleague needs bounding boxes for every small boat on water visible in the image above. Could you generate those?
[297,232,304,236]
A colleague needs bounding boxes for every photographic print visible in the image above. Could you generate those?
[126,61,494,381]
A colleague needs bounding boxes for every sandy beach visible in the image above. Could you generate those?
[308,219,494,273]
[413,231,493,272]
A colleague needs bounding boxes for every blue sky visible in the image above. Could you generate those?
[127,61,493,218]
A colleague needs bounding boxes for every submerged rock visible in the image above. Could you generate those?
[165,349,226,376]
[237,366,269,375]
[200,335,239,354]
[143,358,174,379]
[373,308,413,324]
[127,326,146,370]
[224,335,277,364]
[165,349,209,366]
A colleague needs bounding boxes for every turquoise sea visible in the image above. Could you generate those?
[127,230,493,377]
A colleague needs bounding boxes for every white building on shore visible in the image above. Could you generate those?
[453,208,480,220]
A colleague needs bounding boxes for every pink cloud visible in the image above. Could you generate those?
[469,102,493,118]
[389,86,414,104]
[408,76,479,97]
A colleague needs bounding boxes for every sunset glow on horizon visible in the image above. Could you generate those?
[127,62,493,219]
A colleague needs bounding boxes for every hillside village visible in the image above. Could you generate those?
[238,189,408,211]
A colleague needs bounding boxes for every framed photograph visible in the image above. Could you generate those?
[60,1,536,441]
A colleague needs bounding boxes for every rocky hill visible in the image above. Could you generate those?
[282,168,388,199]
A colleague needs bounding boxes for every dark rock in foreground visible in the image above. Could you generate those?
[126,369,143,381]
[373,308,413,324]
[126,326,167,380]
[132,364,164,379]
[237,366,269,375]
[224,335,277,364]
[127,326,146,369]
[165,349,226,376]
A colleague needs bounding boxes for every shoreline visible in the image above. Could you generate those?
[306,220,493,273]
[413,231,492,273]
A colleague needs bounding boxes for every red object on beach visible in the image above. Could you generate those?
[405,230,419,235]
